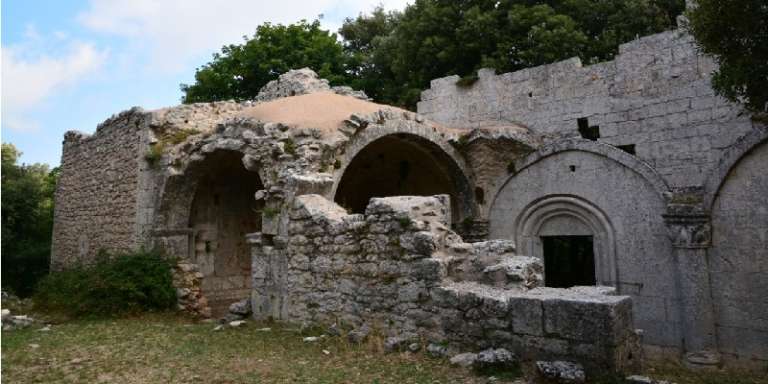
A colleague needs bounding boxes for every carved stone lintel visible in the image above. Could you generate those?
[663,213,711,249]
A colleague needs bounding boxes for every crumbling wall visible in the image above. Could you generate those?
[51,108,149,267]
[251,194,637,372]
[418,30,758,188]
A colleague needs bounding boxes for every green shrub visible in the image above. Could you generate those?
[34,249,176,317]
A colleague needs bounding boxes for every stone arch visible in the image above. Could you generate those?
[514,195,618,285]
[706,134,768,360]
[155,149,265,315]
[331,123,476,224]
[488,138,678,346]
[505,138,670,201]
[703,126,768,210]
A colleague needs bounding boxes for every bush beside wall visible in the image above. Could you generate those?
[34,250,176,317]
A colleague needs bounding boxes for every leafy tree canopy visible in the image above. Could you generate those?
[182,1,685,108]
[181,20,351,103]
[688,0,768,113]
[2,143,58,296]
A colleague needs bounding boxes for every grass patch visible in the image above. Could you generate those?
[636,361,768,384]
[1,314,491,384]
[34,249,176,318]
[144,143,165,166]
[2,313,766,383]
[144,128,201,167]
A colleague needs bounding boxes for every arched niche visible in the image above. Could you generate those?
[333,132,474,224]
[515,195,617,286]
[155,149,264,316]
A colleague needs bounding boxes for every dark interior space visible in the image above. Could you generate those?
[542,235,596,288]
[335,134,462,220]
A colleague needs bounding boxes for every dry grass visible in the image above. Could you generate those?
[1,313,494,384]
[3,313,766,384]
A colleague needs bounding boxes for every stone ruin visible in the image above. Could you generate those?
[51,18,767,375]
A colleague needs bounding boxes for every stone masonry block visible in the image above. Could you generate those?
[508,296,544,336]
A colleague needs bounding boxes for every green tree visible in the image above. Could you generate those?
[183,1,685,109]
[687,0,768,113]
[339,7,402,103]
[1,143,58,297]
[340,0,684,108]
[181,20,351,103]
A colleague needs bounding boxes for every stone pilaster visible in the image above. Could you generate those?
[663,204,720,367]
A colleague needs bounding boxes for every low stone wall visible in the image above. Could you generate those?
[251,194,637,372]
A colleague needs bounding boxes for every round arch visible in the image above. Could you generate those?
[703,126,768,210]
[331,123,476,223]
[494,138,671,206]
[514,195,618,285]
[154,149,265,316]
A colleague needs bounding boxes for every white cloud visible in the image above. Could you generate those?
[77,0,411,72]
[2,40,108,132]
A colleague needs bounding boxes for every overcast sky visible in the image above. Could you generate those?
[1,0,411,166]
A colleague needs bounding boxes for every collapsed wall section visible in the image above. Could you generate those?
[251,194,637,372]
[51,108,149,268]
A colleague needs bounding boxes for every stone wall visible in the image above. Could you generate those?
[418,27,768,367]
[51,108,149,268]
[418,29,758,189]
[251,194,638,372]
[489,143,677,348]
[709,142,768,364]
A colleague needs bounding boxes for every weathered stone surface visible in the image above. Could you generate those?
[475,348,516,369]
[50,31,768,371]
[450,352,478,367]
[228,298,251,316]
[427,343,449,358]
[535,361,586,383]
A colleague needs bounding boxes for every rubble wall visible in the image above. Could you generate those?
[51,108,149,267]
[418,29,757,188]
[252,194,637,372]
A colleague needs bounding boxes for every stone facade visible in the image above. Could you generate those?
[52,23,767,371]
[418,26,767,367]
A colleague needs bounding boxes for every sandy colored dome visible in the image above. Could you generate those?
[238,91,410,134]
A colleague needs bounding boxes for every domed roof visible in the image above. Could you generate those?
[237,91,411,134]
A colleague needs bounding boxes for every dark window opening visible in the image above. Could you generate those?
[542,235,596,288]
[577,117,600,141]
[569,165,576,172]
[474,187,485,204]
[617,144,636,155]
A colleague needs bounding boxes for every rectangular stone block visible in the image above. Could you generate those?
[508,296,544,336]
[543,296,632,345]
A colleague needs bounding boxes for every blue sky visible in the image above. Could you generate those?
[2,0,410,167]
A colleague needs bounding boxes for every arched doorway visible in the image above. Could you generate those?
[188,150,263,316]
[334,133,472,224]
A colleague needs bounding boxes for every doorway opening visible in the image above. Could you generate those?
[542,235,596,288]
[189,150,263,316]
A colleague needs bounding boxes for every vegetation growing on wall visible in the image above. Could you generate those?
[1,143,58,297]
[34,249,176,317]
[687,0,768,113]
[181,0,685,109]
